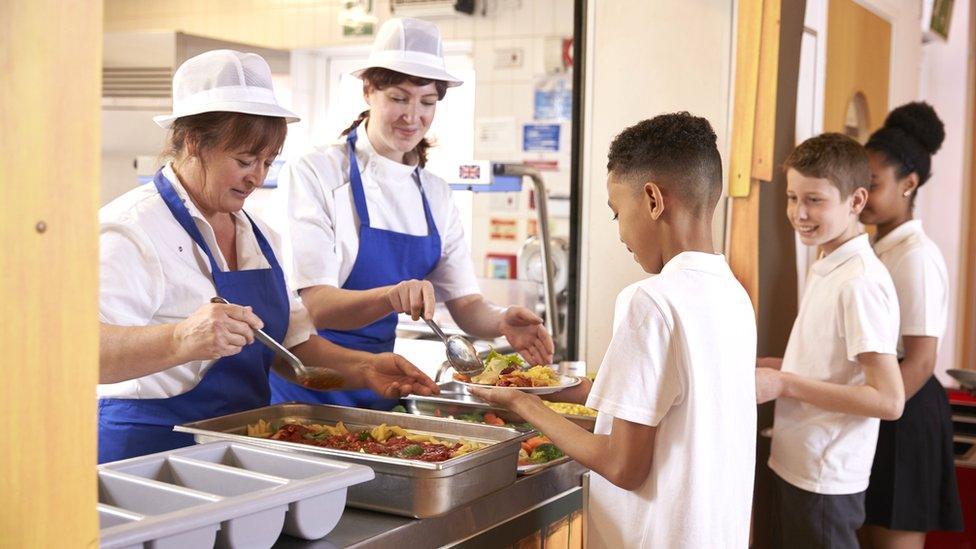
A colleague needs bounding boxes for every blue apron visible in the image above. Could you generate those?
[270,128,441,410]
[98,170,290,463]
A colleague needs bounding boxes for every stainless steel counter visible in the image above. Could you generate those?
[274,460,588,548]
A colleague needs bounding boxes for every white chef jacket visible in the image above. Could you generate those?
[872,220,949,355]
[586,252,757,549]
[270,128,481,301]
[98,163,314,399]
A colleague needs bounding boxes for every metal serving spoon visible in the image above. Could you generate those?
[210,297,344,390]
[423,317,485,377]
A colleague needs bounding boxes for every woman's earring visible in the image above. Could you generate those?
[903,190,912,197]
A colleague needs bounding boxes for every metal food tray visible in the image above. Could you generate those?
[175,403,528,518]
[98,441,374,549]
[403,381,597,432]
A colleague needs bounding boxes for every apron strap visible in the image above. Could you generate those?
[154,169,285,285]
[346,128,372,228]
[413,169,438,238]
[347,128,440,239]
[153,169,222,276]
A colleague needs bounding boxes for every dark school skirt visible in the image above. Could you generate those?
[864,375,964,532]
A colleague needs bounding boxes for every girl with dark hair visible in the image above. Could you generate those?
[97,50,436,463]
[271,18,554,409]
[859,102,964,547]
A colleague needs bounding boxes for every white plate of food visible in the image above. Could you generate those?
[458,375,581,395]
[453,350,581,395]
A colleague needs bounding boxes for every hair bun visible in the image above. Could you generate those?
[883,101,945,155]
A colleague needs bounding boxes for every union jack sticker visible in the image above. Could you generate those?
[459,164,482,180]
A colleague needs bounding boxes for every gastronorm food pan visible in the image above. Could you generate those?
[176,403,528,518]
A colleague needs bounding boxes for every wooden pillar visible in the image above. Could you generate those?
[958,1,976,373]
[727,1,806,547]
[0,1,102,546]
[728,0,804,357]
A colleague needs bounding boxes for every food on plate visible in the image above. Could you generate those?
[453,350,561,388]
[518,435,565,466]
[543,402,597,417]
[245,418,485,462]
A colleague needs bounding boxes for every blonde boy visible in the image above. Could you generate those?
[757,133,904,549]
[473,113,757,548]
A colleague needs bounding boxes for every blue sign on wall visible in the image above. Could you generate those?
[522,124,561,152]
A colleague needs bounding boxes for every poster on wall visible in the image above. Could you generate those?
[533,72,572,121]
[523,124,561,153]
[475,117,518,153]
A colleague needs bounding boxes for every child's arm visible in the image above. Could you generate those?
[470,387,656,490]
[898,336,938,399]
[756,357,783,370]
[757,352,904,420]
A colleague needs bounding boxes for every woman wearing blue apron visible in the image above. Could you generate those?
[97,50,437,463]
[270,18,555,409]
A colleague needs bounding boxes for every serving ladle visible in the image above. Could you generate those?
[210,297,345,390]
[423,318,485,377]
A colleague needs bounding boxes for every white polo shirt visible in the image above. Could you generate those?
[585,252,757,549]
[98,164,314,399]
[873,220,948,355]
[769,234,899,494]
[270,129,481,301]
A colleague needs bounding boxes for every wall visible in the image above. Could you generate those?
[578,0,734,367]
[917,0,973,380]
[1,0,101,545]
[823,0,891,136]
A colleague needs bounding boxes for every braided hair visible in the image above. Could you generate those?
[865,102,945,197]
[341,67,449,168]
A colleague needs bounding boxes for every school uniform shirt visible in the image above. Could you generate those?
[585,252,758,549]
[271,130,481,300]
[769,234,899,495]
[98,163,315,399]
[872,220,948,354]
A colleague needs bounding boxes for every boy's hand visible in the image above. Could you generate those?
[541,376,593,405]
[756,368,786,404]
[468,386,532,409]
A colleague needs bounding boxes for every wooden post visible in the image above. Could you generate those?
[0,1,102,546]
[727,2,806,548]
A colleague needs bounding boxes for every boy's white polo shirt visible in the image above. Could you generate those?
[586,252,757,549]
[873,220,948,355]
[769,234,899,495]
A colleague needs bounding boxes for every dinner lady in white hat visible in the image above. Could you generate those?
[270,18,554,409]
[97,49,437,463]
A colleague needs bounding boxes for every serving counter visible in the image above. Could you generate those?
[274,460,588,548]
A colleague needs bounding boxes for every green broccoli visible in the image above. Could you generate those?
[357,431,371,442]
[529,443,564,464]
[389,404,407,413]
[483,348,525,369]
[456,412,485,423]
[397,444,424,458]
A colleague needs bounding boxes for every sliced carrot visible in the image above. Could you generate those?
[524,435,550,452]
[521,442,532,453]
[483,412,505,426]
